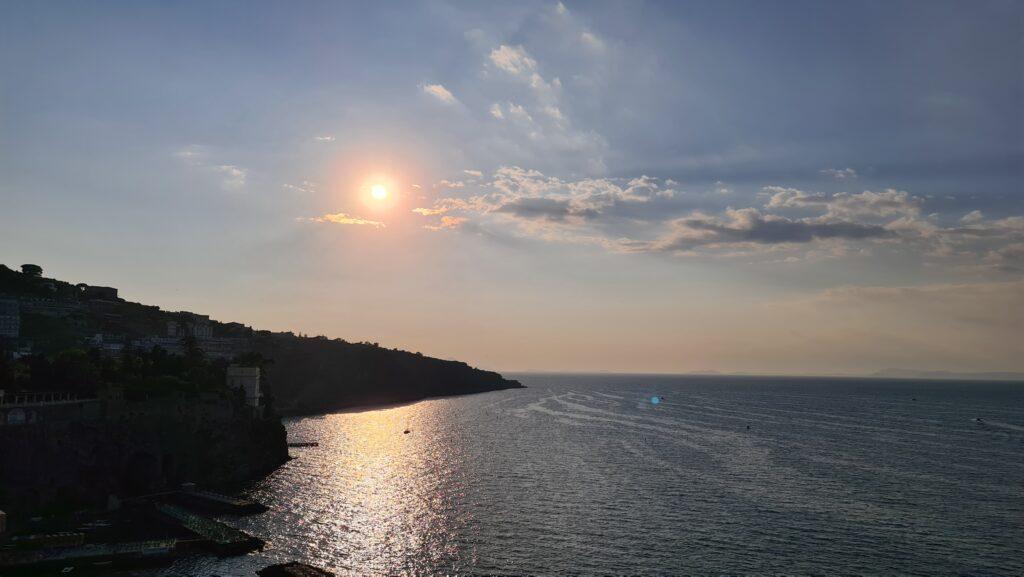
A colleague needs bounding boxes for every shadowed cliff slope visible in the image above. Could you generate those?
[252,333,523,415]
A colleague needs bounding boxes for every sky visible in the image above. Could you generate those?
[1,0,1021,375]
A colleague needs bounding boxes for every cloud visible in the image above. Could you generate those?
[820,167,858,179]
[424,216,468,231]
[764,187,921,221]
[961,210,984,224]
[489,45,538,76]
[283,180,317,194]
[983,242,1024,272]
[303,213,385,228]
[489,103,505,119]
[176,145,248,191]
[216,165,247,190]
[580,31,605,51]
[632,208,889,254]
[463,169,483,178]
[314,135,335,142]
[433,179,465,189]
[413,207,447,216]
[175,145,204,163]
[496,197,584,221]
[422,83,458,105]
[412,167,1022,271]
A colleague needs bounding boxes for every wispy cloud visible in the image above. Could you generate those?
[489,45,538,77]
[580,31,605,52]
[283,180,318,194]
[314,135,335,142]
[820,167,858,180]
[302,213,385,228]
[216,165,247,189]
[433,179,465,190]
[413,207,447,216]
[422,83,458,105]
[424,216,467,231]
[175,145,247,191]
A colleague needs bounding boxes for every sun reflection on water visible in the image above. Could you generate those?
[277,401,472,575]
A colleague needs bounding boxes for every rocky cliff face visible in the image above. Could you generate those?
[0,395,288,518]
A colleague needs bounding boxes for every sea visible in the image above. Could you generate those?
[147,374,1024,576]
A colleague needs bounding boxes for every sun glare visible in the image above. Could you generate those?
[371,184,388,200]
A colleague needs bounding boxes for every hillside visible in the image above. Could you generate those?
[0,263,522,413]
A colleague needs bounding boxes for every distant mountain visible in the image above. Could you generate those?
[872,368,1024,382]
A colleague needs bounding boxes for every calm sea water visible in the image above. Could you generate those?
[152,375,1024,576]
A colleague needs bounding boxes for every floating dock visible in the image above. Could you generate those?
[156,503,263,555]
[287,441,319,447]
[0,539,177,573]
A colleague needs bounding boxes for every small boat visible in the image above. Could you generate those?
[403,429,410,434]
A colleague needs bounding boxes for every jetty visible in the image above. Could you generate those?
[0,539,177,573]
[288,441,319,447]
[156,503,263,555]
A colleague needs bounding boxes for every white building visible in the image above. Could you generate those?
[226,365,262,410]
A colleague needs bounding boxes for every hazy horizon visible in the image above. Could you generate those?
[2,0,1021,376]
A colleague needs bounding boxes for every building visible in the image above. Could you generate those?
[86,333,125,354]
[167,313,212,339]
[76,284,119,301]
[0,299,19,338]
[226,365,262,409]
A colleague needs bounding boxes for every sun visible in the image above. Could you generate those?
[371,184,388,200]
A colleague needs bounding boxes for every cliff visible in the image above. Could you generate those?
[252,333,523,415]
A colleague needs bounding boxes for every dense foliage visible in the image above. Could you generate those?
[0,341,237,400]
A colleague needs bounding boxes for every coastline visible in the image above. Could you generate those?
[276,380,526,417]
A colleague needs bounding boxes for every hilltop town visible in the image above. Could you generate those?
[0,263,258,362]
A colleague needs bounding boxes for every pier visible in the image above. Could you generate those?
[156,503,263,555]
